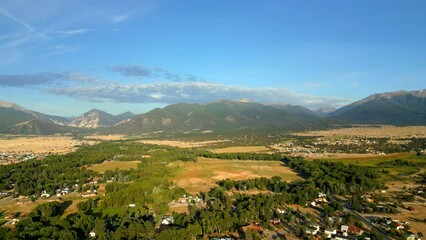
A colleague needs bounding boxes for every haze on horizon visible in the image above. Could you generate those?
[0,0,425,116]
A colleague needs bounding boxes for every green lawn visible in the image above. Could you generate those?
[95,206,128,217]
[318,153,425,181]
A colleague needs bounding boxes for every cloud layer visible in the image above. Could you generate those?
[47,80,350,109]
[0,72,98,87]
[110,65,198,82]
[0,68,351,109]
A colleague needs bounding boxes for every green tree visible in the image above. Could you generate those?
[244,228,253,240]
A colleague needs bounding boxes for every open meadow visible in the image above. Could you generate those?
[83,134,127,141]
[0,135,89,154]
[0,193,88,219]
[293,125,426,138]
[211,146,271,153]
[168,157,301,194]
[308,152,426,166]
[137,139,229,148]
[88,160,141,173]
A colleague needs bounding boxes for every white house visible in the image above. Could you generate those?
[161,216,174,225]
[325,228,337,238]
[396,223,405,230]
[305,223,320,235]
[89,230,96,238]
[334,235,353,240]
[61,187,70,195]
[276,208,286,214]
[40,190,50,198]
[318,192,327,198]
[305,227,319,235]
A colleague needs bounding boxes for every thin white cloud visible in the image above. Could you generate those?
[53,28,90,36]
[109,65,199,81]
[0,72,99,87]
[51,44,67,50]
[112,15,129,23]
[40,44,80,58]
[0,32,35,49]
[0,7,50,39]
[303,82,328,89]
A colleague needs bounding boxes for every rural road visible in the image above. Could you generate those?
[333,196,392,240]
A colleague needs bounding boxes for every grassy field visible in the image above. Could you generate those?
[168,157,301,194]
[0,135,87,154]
[83,134,127,141]
[315,153,426,182]
[138,139,229,148]
[313,153,426,166]
[0,197,54,218]
[293,125,426,138]
[211,146,271,153]
[88,160,141,173]
[62,199,86,216]
[97,206,128,217]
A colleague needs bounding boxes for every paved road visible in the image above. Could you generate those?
[333,196,392,240]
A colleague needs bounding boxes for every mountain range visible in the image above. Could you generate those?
[0,101,135,134]
[69,109,135,129]
[332,90,426,124]
[113,100,322,134]
[0,89,425,135]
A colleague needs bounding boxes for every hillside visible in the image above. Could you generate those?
[0,106,38,130]
[4,119,78,135]
[269,104,320,118]
[113,100,322,134]
[0,101,71,126]
[69,109,135,129]
[0,101,75,134]
[333,89,426,124]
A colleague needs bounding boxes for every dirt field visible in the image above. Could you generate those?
[366,181,426,235]
[386,181,422,192]
[211,146,271,153]
[138,140,229,148]
[168,201,190,214]
[0,196,43,217]
[84,134,127,141]
[396,205,426,236]
[88,160,141,173]
[62,199,86,216]
[168,157,301,194]
[293,125,426,138]
[0,135,90,154]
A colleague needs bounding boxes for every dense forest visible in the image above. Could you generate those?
[283,156,384,195]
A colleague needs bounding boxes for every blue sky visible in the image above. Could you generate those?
[0,0,425,116]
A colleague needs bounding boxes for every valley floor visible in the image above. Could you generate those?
[0,125,425,239]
